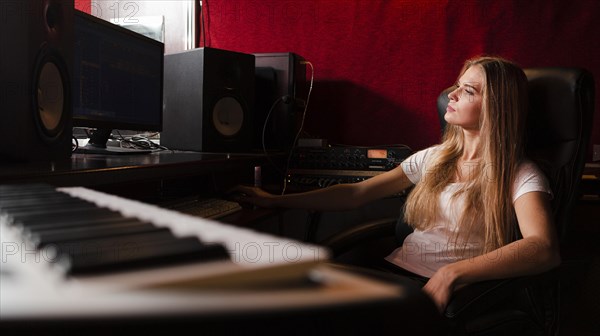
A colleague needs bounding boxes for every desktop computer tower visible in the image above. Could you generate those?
[0,0,73,161]
[254,53,307,151]
[162,48,255,153]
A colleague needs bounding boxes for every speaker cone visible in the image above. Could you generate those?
[212,96,244,137]
[34,50,68,141]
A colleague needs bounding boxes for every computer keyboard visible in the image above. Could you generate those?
[163,197,243,219]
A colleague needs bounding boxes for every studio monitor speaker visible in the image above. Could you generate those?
[162,48,254,153]
[0,0,73,161]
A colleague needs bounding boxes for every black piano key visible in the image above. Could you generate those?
[0,190,79,201]
[32,221,158,247]
[0,201,90,216]
[52,229,179,258]
[0,191,73,203]
[17,208,124,232]
[8,206,111,227]
[0,184,57,197]
[0,183,53,190]
[0,197,88,215]
[0,193,75,203]
[7,201,98,217]
[23,215,138,237]
[61,237,230,275]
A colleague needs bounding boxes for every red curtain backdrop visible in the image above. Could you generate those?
[77,0,600,159]
[75,0,90,13]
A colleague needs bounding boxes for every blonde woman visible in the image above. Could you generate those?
[233,56,560,311]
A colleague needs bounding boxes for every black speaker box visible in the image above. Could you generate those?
[254,53,307,150]
[161,48,255,153]
[0,0,73,161]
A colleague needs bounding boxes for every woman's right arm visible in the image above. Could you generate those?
[232,163,414,212]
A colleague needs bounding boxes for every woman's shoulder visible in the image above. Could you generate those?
[407,144,441,162]
[512,158,553,200]
[516,158,546,177]
[401,145,441,183]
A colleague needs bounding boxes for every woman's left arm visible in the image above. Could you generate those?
[423,191,561,311]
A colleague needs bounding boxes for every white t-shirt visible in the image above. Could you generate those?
[384,146,552,278]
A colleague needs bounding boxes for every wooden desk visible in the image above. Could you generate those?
[0,150,284,229]
[0,151,273,188]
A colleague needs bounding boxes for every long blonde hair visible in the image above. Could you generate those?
[403,56,529,253]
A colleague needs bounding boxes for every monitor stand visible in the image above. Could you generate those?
[75,128,153,155]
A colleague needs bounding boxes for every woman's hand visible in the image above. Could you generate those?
[422,265,460,312]
[230,185,277,208]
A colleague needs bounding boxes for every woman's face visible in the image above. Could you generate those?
[445,65,484,131]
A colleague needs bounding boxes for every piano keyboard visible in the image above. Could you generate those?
[0,184,329,291]
[0,185,410,323]
[1,184,230,276]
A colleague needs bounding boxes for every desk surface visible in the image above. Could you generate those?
[0,151,273,187]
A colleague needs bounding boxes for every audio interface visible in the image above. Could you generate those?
[287,145,412,190]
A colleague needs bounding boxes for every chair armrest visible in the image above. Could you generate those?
[319,217,398,257]
[444,268,559,319]
[445,277,530,319]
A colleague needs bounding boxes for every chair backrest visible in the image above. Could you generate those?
[436,68,595,240]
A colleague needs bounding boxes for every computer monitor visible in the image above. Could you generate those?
[72,10,164,154]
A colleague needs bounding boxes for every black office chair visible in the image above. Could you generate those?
[321,67,595,335]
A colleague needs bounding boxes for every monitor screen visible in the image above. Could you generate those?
[72,10,164,133]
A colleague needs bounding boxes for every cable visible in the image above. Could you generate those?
[281,60,314,195]
[196,0,207,47]
[261,95,288,176]
[195,0,201,48]
[112,130,168,151]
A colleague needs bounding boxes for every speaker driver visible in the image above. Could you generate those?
[34,51,68,140]
[212,96,244,137]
